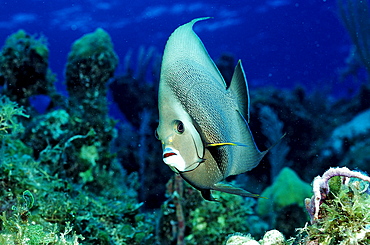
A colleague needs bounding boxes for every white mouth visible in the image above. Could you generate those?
[163,147,186,172]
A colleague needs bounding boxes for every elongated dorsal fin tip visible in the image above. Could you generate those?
[190,17,213,24]
[162,17,226,88]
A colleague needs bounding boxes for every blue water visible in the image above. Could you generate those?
[0,0,354,96]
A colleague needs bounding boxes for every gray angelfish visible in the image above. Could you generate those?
[156,17,268,201]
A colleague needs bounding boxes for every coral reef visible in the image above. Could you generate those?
[260,230,286,245]
[64,28,117,173]
[256,167,311,237]
[184,191,255,245]
[257,168,312,216]
[325,108,370,154]
[305,167,370,222]
[66,28,118,117]
[225,233,259,245]
[157,176,262,245]
[298,167,370,244]
[0,95,156,244]
[0,28,157,244]
[0,30,61,113]
[225,167,370,245]
[0,95,29,136]
[320,108,370,174]
[225,230,286,245]
[23,109,70,159]
[1,8,370,243]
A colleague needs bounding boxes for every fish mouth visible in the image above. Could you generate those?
[162,147,185,172]
[163,152,177,158]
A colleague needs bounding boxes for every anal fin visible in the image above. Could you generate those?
[212,182,266,199]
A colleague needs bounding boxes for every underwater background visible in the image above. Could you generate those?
[0,0,356,97]
[1,0,370,244]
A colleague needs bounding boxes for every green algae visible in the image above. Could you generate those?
[296,176,370,244]
[0,95,156,244]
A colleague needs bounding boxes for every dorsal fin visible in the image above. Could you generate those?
[162,17,227,88]
[228,60,250,123]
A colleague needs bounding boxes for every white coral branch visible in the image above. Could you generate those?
[308,167,370,222]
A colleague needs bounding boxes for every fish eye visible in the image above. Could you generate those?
[174,120,185,134]
[154,129,160,140]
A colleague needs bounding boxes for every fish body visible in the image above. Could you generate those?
[156,17,267,201]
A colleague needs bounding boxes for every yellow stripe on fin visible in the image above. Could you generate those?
[207,142,248,147]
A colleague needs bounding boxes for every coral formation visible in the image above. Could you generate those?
[225,230,286,245]
[298,167,370,244]
[326,108,370,154]
[0,96,156,244]
[1,7,370,243]
[185,191,255,245]
[0,30,61,112]
[24,109,70,158]
[225,167,370,244]
[225,233,259,245]
[256,167,311,237]
[0,95,29,136]
[157,176,259,245]
[320,108,370,174]
[0,27,157,244]
[260,230,286,245]
[66,28,118,115]
[63,28,118,179]
[257,167,311,216]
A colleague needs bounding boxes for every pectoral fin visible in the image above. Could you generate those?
[212,182,265,199]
